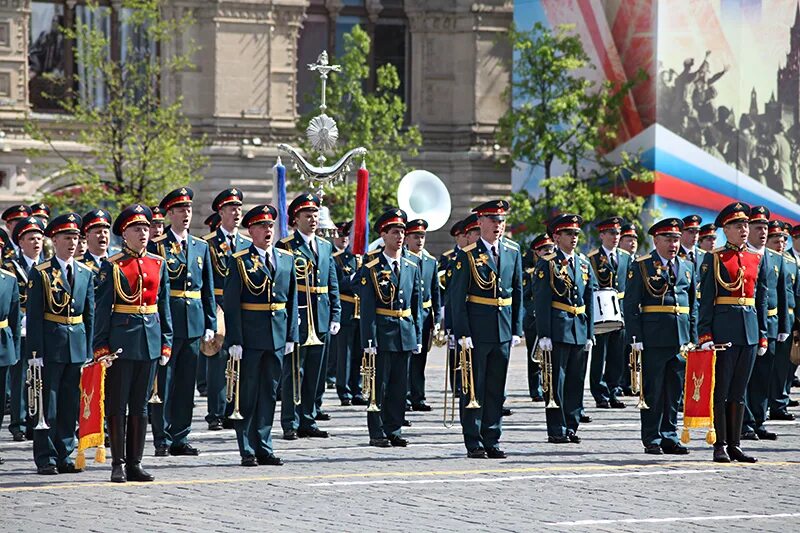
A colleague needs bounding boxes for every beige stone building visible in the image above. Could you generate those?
[0,0,511,251]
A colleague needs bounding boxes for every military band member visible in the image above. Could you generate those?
[742,210,790,441]
[224,205,298,466]
[2,204,32,260]
[768,221,797,422]
[0,229,22,466]
[679,214,703,265]
[698,224,717,252]
[587,217,630,409]
[27,213,95,475]
[94,205,172,482]
[203,188,251,431]
[625,218,696,455]
[278,193,341,440]
[439,219,467,392]
[534,214,596,444]
[6,217,44,441]
[332,220,365,406]
[149,188,216,456]
[198,210,222,399]
[405,218,441,412]
[31,203,54,260]
[149,206,166,241]
[450,201,522,458]
[204,212,222,233]
[80,209,113,276]
[75,234,88,259]
[698,202,767,463]
[619,223,639,258]
[523,234,555,402]
[359,209,422,447]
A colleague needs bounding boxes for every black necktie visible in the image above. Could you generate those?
[688,250,694,263]
[610,251,617,270]
[66,264,74,288]
[266,253,274,277]
[181,239,187,254]
[228,235,235,254]
[667,261,676,283]
[492,245,499,269]
[393,260,400,279]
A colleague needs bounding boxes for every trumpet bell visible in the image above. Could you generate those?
[302,329,324,347]
[229,411,244,420]
[545,398,559,409]
[397,170,452,232]
[367,404,381,412]
[465,399,481,410]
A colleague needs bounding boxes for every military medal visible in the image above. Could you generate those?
[170,242,182,255]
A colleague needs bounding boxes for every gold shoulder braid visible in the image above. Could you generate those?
[369,262,396,305]
[208,241,229,278]
[160,241,186,280]
[466,249,496,293]
[237,254,270,297]
[640,259,668,299]
[590,254,614,287]
[113,263,144,304]
[713,253,744,292]
[548,257,574,298]
[41,269,70,314]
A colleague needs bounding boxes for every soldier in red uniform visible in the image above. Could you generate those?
[94,205,173,483]
[698,202,768,463]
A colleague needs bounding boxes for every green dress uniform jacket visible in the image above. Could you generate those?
[0,267,21,366]
[333,247,361,326]
[407,249,442,328]
[203,229,252,306]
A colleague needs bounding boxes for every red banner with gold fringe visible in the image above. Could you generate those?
[77,362,107,469]
[681,348,717,445]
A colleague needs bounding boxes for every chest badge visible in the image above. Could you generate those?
[248,255,263,273]
[170,242,182,256]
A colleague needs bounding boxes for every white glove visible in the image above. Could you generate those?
[365,346,378,356]
[700,341,714,351]
[413,343,422,354]
[778,333,790,343]
[585,340,594,352]
[28,357,43,368]
[20,315,26,337]
[511,335,521,347]
[538,337,553,351]
[458,337,474,349]
[284,342,295,355]
[433,322,441,334]
[229,345,243,360]
[101,358,114,369]
[631,342,644,352]
[329,321,341,336]
[757,346,768,356]
[203,329,215,343]
[159,355,169,366]
[447,334,456,350]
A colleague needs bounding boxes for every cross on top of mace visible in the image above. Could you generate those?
[308,51,341,113]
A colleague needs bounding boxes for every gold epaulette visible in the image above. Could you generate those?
[202,232,216,241]
[108,252,124,263]
[75,261,93,272]
[636,255,650,262]
[462,243,477,252]
[365,258,380,269]
[402,257,417,267]
[332,249,344,258]
[542,253,556,261]
[525,267,535,274]
[366,248,381,256]
[275,247,291,256]
[618,248,630,256]
[443,249,454,257]
[0,267,13,277]
[712,246,726,254]
[784,253,797,264]
[587,249,599,257]
[152,234,168,243]
[502,238,520,249]
[406,250,421,258]
[279,236,294,244]
[35,261,51,272]
[232,249,249,258]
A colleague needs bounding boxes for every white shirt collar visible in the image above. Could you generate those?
[22,253,38,268]
[383,251,401,266]
[170,228,188,242]
[558,247,575,260]
[602,245,616,258]
[55,255,74,271]
[747,243,765,253]
[681,244,694,254]
[220,226,237,239]
[481,237,499,252]
[89,251,106,264]
[657,253,675,266]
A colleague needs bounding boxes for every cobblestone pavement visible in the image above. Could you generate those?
[2,346,799,532]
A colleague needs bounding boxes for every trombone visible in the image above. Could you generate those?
[225,356,244,420]
[533,341,558,409]
[443,331,458,427]
[459,337,480,409]
[630,336,649,410]
[26,351,49,430]
[360,340,380,412]
[291,343,302,406]
[295,256,324,347]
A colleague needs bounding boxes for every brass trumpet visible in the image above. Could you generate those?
[26,351,49,430]
[360,340,380,412]
[630,337,649,410]
[148,372,162,404]
[533,342,558,409]
[295,256,324,347]
[291,343,302,406]
[459,337,480,409]
[443,331,458,427]
[225,356,244,420]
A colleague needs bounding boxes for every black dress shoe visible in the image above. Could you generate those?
[370,438,391,448]
[110,464,126,482]
[37,465,58,475]
[467,448,487,458]
[315,411,331,421]
[352,397,368,406]
[756,429,777,440]
[208,420,223,431]
[580,414,593,423]
[713,446,731,463]
[622,388,635,397]
[57,463,83,474]
[596,400,611,409]
[283,430,298,440]
[241,456,258,467]
[727,446,757,463]
[502,407,513,416]
[548,435,570,444]
[11,431,25,442]
[222,418,236,429]
[644,444,663,455]
[340,399,352,406]
[326,381,335,390]
[169,444,200,456]
[531,395,545,402]
[662,443,690,455]
[609,399,627,409]
[486,448,507,459]
[298,427,329,438]
[198,389,207,398]
[770,410,796,421]
[402,419,412,427]
[0,455,4,465]
[388,435,408,447]
[793,376,800,388]
[257,454,284,466]
[789,399,800,407]
[740,431,759,441]
[154,445,169,457]
[567,433,581,444]
[412,403,432,412]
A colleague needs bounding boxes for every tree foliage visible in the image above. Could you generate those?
[291,25,421,223]
[26,0,207,214]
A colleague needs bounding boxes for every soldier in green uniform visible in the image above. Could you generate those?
[149,188,216,456]
[449,200,522,458]
[359,208,422,447]
[224,205,298,466]
[197,211,222,399]
[95,204,173,482]
[742,209,790,441]
[439,220,467,392]
[332,221,366,406]
[617,222,639,398]
[149,206,166,241]
[679,214,703,266]
[2,205,32,262]
[6,215,43,441]
[278,193,341,440]
[405,218,441,412]
[587,217,630,409]
[204,213,222,233]
[0,229,21,465]
[27,213,95,474]
[79,209,113,276]
[31,203,54,261]
[202,188,250,430]
[698,224,717,252]
[625,218,696,454]
[524,234,554,402]
[534,214,596,444]
[768,221,797,422]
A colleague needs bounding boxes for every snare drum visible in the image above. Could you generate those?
[593,288,624,334]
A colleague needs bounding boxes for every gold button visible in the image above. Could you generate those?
[738,297,745,305]
[139,305,147,314]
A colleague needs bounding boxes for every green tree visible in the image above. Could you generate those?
[291,25,421,224]
[26,0,207,214]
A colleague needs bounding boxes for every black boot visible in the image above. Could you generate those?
[126,416,155,482]
[108,415,127,483]
[727,402,757,463]
[712,401,730,463]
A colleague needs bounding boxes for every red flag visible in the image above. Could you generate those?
[681,348,717,444]
[352,161,369,255]
[77,362,108,468]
